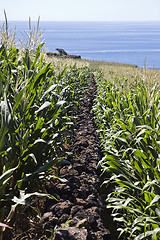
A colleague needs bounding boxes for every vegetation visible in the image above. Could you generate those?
[93,70,160,239]
[1,15,160,239]
[0,19,93,238]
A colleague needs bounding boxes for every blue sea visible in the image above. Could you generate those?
[6,21,160,69]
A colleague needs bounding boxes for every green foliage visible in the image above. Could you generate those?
[93,72,160,239]
[0,44,92,228]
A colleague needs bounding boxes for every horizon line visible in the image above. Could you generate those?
[1,19,160,22]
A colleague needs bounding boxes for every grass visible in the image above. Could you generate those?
[92,66,160,239]
[45,54,160,87]
[1,15,160,239]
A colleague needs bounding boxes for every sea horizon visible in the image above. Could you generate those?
[2,21,160,69]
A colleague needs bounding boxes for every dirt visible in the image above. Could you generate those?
[40,75,116,240]
[4,75,118,239]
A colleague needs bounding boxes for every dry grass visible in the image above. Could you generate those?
[44,54,90,73]
[44,54,160,87]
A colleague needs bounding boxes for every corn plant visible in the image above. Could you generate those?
[0,10,16,49]
[19,16,44,52]
[93,72,160,239]
[0,43,92,238]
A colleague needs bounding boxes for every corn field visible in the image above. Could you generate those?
[1,16,160,239]
[93,71,160,239]
[0,42,92,238]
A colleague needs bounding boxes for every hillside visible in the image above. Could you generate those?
[45,53,160,86]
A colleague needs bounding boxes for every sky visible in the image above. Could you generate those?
[0,0,160,21]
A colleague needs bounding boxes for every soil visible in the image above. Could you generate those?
[4,75,118,239]
[41,75,117,240]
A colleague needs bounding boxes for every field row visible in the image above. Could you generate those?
[93,72,160,239]
[0,44,93,238]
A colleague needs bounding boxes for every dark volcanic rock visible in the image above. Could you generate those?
[46,49,81,59]
[53,227,88,240]
[51,200,73,216]
[42,75,112,239]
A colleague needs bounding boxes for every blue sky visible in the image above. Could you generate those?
[0,0,160,21]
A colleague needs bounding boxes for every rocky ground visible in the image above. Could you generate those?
[4,75,117,240]
[41,75,117,240]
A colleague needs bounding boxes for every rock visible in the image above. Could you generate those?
[53,227,88,240]
[75,198,87,206]
[42,213,59,230]
[42,212,53,222]
[86,194,97,207]
[59,213,70,223]
[56,183,71,194]
[46,49,81,59]
[68,176,81,188]
[74,163,87,174]
[66,54,81,59]
[51,200,73,217]
[56,48,68,56]
[70,205,83,216]
[46,52,57,57]
[42,76,112,239]
[88,230,111,240]
[76,218,89,229]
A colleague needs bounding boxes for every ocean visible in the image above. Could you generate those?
[6,21,160,69]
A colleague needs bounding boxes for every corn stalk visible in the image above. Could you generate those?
[0,42,91,237]
[93,72,160,239]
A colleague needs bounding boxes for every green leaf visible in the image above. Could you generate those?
[135,231,154,240]
[155,208,160,218]
[0,165,18,187]
[57,159,71,167]
[31,43,44,70]
[34,63,51,88]
[56,100,66,106]
[137,125,156,133]
[152,228,160,239]
[41,84,57,99]
[1,93,12,127]
[145,195,160,211]
[13,88,25,112]
[116,180,142,191]
[0,165,19,195]
[35,117,44,130]
[23,50,31,70]
[35,101,51,114]
[29,153,37,164]
[12,189,57,206]
[34,139,46,145]
[35,158,57,174]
